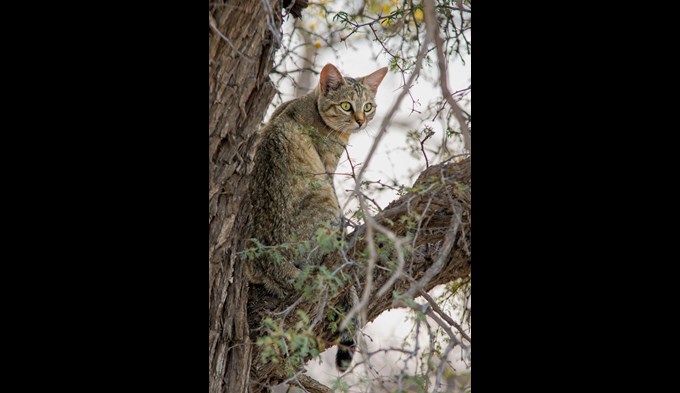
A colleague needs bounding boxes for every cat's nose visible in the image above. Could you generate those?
[355,117,365,126]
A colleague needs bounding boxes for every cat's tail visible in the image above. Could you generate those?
[335,285,359,372]
[335,330,355,372]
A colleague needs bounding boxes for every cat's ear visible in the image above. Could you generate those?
[361,67,388,93]
[319,63,345,94]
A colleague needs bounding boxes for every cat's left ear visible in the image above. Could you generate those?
[361,67,388,93]
[319,63,345,94]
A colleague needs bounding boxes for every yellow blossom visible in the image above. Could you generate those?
[414,9,424,23]
[308,21,318,30]
[382,4,392,14]
[314,41,321,48]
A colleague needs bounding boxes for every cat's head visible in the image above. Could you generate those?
[316,63,388,134]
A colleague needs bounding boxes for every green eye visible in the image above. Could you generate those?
[340,102,351,111]
[364,103,373,112]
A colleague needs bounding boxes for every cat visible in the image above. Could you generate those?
[246,63,388,372]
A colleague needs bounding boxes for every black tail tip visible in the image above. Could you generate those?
[335,338,355,372]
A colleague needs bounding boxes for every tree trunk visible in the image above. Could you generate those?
[209,1,284,392]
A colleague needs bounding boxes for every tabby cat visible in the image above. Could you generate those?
[246,63,388,372]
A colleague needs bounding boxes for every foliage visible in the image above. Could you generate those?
[256,310,323,373]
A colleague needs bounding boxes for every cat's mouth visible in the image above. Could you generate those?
[347,123,366,133]
[329,123,365,134]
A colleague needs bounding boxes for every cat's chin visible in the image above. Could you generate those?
[344,125,366,134]
[323,120,366,134]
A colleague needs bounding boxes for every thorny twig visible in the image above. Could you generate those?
[424,0,471,151]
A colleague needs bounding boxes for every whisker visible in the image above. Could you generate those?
[362,124,377,137]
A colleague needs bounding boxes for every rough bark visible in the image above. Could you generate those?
[209,1,284,392]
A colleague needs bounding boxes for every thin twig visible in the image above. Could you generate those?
[404,204,461,300]
[418,290,471,343]
[424,0,471,151]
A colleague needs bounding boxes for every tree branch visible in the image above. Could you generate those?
[247,157,471,388]
[291,374,332,393]
[344,157,471,324]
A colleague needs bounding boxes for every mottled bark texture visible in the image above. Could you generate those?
[209,2,471,392]
[209,1,284,392]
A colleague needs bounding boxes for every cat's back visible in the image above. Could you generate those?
[250,97,331,240]
[256,97,327,178]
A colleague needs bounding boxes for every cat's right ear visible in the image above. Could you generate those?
[361,67,388,93]
[319,64,345,94]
